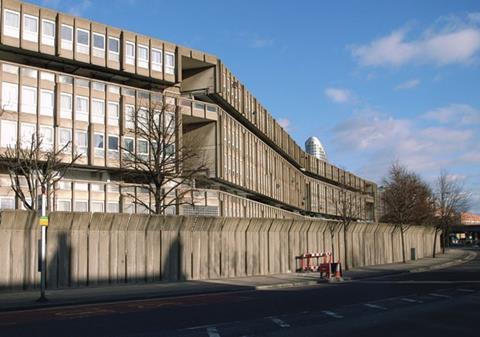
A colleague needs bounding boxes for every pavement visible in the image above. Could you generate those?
[0,248,475,312]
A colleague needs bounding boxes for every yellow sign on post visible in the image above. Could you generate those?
[39,216,48,227]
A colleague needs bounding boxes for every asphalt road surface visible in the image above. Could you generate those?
[1,249,479,337]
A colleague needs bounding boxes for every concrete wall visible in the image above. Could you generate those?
[0,211,441,291]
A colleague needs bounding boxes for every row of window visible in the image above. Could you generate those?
[1,81,175,128]
[0,120,175,158]
[3,10,175,74]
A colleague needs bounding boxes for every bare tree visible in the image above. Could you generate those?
[433,170,470,256]
[0,134,81,211]
[334,173,362,270]
[120,96,208,215]
[381,163,435,262]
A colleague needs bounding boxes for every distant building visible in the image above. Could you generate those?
[305,137,328,161]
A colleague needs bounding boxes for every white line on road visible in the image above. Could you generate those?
[429,293,451,298]
[322,310,344,319]
[364,303,387,310]
[400,298,423,303]
[271,317,290,328]
[206,326,221,337]
[457,288,475,293]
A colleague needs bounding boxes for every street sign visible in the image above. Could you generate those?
[39,216,48,227]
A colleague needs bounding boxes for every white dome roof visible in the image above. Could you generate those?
[305,136,328,161]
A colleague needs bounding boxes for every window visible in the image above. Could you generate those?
[20,123,36,148]
[60,93,72,119]
[108,135,119,151]
[56,199,71,212]
[56,181,72,190]
[90,183,104,192]
[165,52,175,75]
[2,82,18,111]
[92,33,105,58]
[152,48,162,71]
[137,139,148,156]
[126,41,135,65]
[76,28,89,54]
[92,99,105,124]
[21,68,37,79]
[59,75,73,85]
[23,15,38,42]
[165,144,175,156]
[0,197,15,210]
[61,24,73,50]
[123,137,134,154]
[4,10,20,38]
[76,182,88,191]
[107,202,119,213]
[108,85,120,94]
[92,82,105,92]
[0,120,17,148]
[41,19,55,46]
[75,130,88,155]
[21,86,37,114]
[94,133,104,157]
[39,125,53,150]
[138,107,148,130]
[75,96,89,122]
[2,64,18,74]
[40,90,54,116]
[58,128,72,151]
[75,78,89,88]
[40,72,55,82]
[91,201,104,213]
[74,200,88,212]
[108,102,119,126]
[125,104,135,129]
[108,37,119,61]
[138,45,149,68]
[165,111,175,133]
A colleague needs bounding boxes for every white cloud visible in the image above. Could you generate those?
[351,15,480,67]
[423,104,480,124]
[251,37,274,48]
[333,109,475,175]
[277,118,291,131]
[67,0,92,16]
[395,79,420,90]
[325,88,352,103]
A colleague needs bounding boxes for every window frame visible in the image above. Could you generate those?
[151,48,163,72]
[1,82,19,112]
[41,18,55,46]
[61,24,73,50]
[20,122,36,149]
[39,89,54,116]
[39,125,54,151]
[125,41,135,65]
[107,101,120,126]
[3,9,20,38]
[76,28,90,54]
[60,93,73,119]
[91,98,105,124]
[165,52,175,75]
[137,44,149,69]
[75,95,89,122]
[23,14,39,42]
[75,130,88,155]
[0,120,17,148]
[107,134,119,152]
[92,32,105,58]
[21,85,37,114]
[58,127,72,152]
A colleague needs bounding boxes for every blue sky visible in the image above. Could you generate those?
[36,0,480,213]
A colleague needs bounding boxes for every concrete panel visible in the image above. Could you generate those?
[221,218,240,278]
[208,217,224,279]
[109,213,130,284]
[160,216,182,281]
[234,218,251,277]
[88,213,114,285]
[145,215,163,282]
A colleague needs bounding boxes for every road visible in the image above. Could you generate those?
[1,249,479,337]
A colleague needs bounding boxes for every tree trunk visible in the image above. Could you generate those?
[343,226,349,270]
[400,226,406,263]
[432,228,438,258]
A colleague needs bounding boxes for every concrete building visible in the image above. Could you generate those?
[0,0,377,220]
[305,136,327,162]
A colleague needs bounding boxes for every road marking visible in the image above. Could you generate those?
[457,288,475,293]
[429,293,451,298]
[364,303,387,310]
[400,298,423,303]
[55,308,114,317]
[322,310,344,319]
[206,326,221,337]
[271,317,290,328]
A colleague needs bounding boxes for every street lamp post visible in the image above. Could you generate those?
[38,184,48,302]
